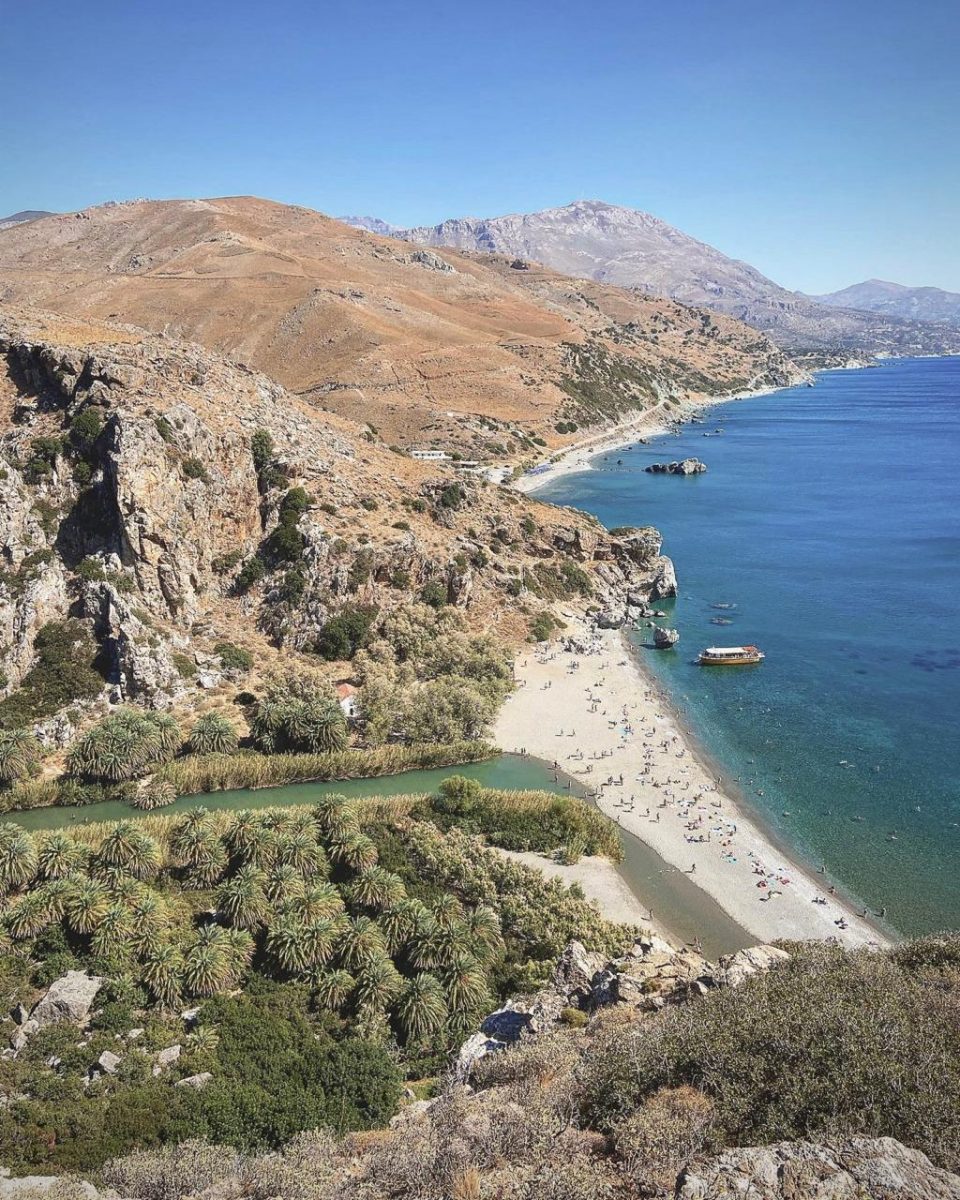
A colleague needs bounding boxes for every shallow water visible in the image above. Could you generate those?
[539,356,960,936]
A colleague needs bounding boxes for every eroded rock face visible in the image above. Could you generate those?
[654,626,680,648]
[677,1137,960,1199]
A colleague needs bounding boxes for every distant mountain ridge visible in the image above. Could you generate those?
[340,201,960,356]
[337,214,399,236]
[0,209,55,232]
[814,279,960,327]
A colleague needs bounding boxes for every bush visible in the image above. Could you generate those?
[420,581,447,609]
[212,550,243,576]
[0,620,105,729]
[236,556,266,593]
[360,497,378,512]
[69,407,104,453]
[314,606,378,662]
[172,653,196,679]
[215,642,254,673]
[580,942,960,1170]
[529,612,559,642]
[613,1087,715,1194]
[182,457,209,482]
[250,430,275,474]
[437,484,464,510]
[154,416,175,443]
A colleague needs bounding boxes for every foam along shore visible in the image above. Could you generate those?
[514,377,802,496]
[494,618,888,949]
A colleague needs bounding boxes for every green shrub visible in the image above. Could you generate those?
[251,429,275,474]
[182,457,209,482]
[265,524,305,564]
[437,484,464,510]
[214,642,254,673]
[580,941,960,1171]
[212,550,243,576]
[235,556,266,592]
[0,621,105,729]
[69,408,104,452]
[154,416,175,443]
[530,612,559,642]
[315,606,378,662]
[319,502,338,516]
[360,497,378,512]
[420,581,447,609]
[250,679,348,755]
[172,652,197,679]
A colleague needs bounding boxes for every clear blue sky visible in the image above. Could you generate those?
[3,0,958,293]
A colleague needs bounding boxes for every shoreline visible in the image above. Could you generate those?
[515,375,803,496]
[494,616,889,950]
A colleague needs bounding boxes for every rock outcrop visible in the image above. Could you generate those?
[29,971,102,1029]
[653,626,680,648]
[645,457,707,475]
[677,1137,960,1199]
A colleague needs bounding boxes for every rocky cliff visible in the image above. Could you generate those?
[0,307,676,719]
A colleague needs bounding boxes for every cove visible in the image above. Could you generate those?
[539,356,960,937]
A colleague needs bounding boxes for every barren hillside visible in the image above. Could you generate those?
[0,197,800,453]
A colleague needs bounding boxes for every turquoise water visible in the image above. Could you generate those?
[540,356,960,936]
[8,756,559,832]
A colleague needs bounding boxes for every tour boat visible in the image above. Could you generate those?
[698,645,765,666]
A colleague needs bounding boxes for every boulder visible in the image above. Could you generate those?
[712,944,790,989]
[653,626,680,648]
[676,1137,960,1199]
[649,555,678,599]
[0,1175,101,1200]
[554,940,606,1001]
[30,972,103,1028]
[153,1043,182,1074]
[596,607,625,629]
[645,458,707,476]
[174,1071,213,1089]
[96,1050,121,1075]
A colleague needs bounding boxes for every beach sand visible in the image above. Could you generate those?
[515,380,798,496]
[494,619,888,949]
[496,848,655,929]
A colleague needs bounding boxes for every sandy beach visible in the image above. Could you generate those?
[515,378,802,496]
[494,618,888,949]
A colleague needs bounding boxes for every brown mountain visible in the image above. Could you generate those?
[0,196,800,453]
[388,200,960,356]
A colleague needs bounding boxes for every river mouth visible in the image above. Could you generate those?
[10,751,753,959]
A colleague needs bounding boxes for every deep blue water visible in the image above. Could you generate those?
[540,357,960,936]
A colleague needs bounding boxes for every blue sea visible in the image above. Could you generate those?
[539,356,960,936]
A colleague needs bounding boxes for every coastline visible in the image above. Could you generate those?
[494,616,889,950]
[515,376,802,496]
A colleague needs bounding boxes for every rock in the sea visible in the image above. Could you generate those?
[30,972,103,1029]
[676,1136,960,1199]
[649,555,678,599]
[645,458,707,475]
[654,626,680,649]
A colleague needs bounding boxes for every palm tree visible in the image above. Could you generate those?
[35,831,81,881]
[0,729,42,786]
[346,867,406,912]
[65,876,109,935]
[311,794,351,836]
[189,840,228,888]
[188,1024,220,1055]
[355,954,403,1011]
[463,905,504,964]
[91,901,133,964]
[216,866,268,929]
[338,915,387,971]
[183,927,231,996]
[265,863,305,906]
[133,779,177,810]
[290,880,344,924]
[430,893,464,933]
[441,950,490,1017]
[395,972,448,1043]
[129,891,167,956]
[97,822,161,879]
[311,968,354,1012]
[37,878,71,921]
[142,943,183,1008]
[188,713,239,756]
[329,831,378,872]
[233,822,279,871]
[5,891,52,940]
[408,916,462,972]
[222,927,254,980]
[266,914,311,975]
[97,868,145,906]
[68,708,180,782]
[379,898,429,954]
[0,824,38,893]
[275,830,327,878]
[301,918,340,971]
[171,815,227,886]
[296,697,348,753]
